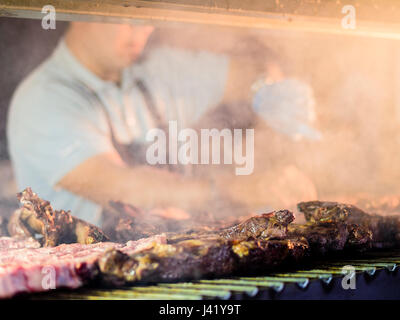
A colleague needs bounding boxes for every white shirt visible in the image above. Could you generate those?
[7,40,229,226]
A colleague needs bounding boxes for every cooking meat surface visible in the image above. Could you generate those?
[220,210,294,241]
[0,236,40,250]
[287,201,375,254]
[106,201,235,243]
[0,234,166,299]
[99,201,388,285]
[3,189,400,298]
[287,222,373,254]
[98,210,303,284]
[98,237,308,284]
[298,200,400,248]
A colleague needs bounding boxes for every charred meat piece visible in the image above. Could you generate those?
[103,202,161,242]
[7,209,31,238]
[114,217,159,242]
[8,188,109,247]
[346,224,373,250]
[98,238,238,284]
[297,201,368,223]
[106,201,238,243]
[220,210,294,241]
[287,222,372,254]
[104,201,199,242]
[352,214,400,248]
[166,231,221,244]
[98,237,308,285]
[288,223,349,254]
[166,210,295,244]
[298,201,400,248]
[286,201,374,254]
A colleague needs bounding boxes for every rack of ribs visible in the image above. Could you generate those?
[97,202,395,285]
[98,210,308,285]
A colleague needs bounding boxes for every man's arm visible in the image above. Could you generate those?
[57,152,211,217]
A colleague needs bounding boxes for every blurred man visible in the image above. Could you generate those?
[7,22,320,227]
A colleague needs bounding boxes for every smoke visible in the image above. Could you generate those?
[150,24,400,217]
[2,19,400,224]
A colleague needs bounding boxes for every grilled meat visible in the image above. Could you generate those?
[7,188,109,247]
[0,236,40,249]
[98,238,237,284]
[113,217,160,242]
[287,221,372,254]
[7,208,32,238]
[288,222,348,254]
[298,201,400,247]
[103,202,162,242]
[105,201,245,243]
[297,201,399,249]
[298,201,366,223]
[285,201,377,254]
[98,237,308,284]
[104,201,207,243]
[98,210,306,285]
[346,224,373,250]
[0,234,166,299]
[3,187,399,294]
[164,210,295,244]
[220,210,294,241]
[166,231,220,244]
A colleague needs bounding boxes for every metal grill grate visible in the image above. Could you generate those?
[31,250,400,300]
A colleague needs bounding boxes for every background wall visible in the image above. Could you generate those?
[0,18,68,160]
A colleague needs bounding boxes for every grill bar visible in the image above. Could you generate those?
[199,279,284,292]
[158,283,259,297]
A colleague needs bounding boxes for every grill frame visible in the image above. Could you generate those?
[2,0,400,40]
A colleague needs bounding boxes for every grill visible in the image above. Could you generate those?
[2,0,400,303]
[31,250,400,300]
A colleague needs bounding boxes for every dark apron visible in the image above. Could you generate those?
[103,79,166,167]
[100,79,173,235]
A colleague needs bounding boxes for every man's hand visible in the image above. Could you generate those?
[58,152,213,214]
